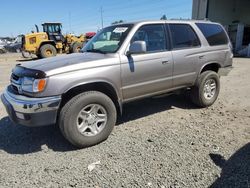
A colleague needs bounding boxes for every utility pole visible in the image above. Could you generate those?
[100,6,104,29]
[69,11,72,33]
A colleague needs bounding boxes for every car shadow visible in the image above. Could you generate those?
[117,93,198,125]
[0,117,76,154]
[0,94,197,154]
[209,143,250,188]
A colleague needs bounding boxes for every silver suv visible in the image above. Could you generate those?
[1,20,233,148]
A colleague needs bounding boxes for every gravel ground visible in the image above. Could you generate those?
[0,53,249,188]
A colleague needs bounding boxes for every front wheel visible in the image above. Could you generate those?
[190,71,220,107]
[59,91,117,148]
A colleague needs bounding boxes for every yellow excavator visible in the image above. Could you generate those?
[21,23,93,58]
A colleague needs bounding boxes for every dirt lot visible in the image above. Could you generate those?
[0,53,249,188]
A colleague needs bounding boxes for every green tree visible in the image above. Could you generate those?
[160,15,167,20]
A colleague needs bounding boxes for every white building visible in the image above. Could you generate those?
[192,0,250,56]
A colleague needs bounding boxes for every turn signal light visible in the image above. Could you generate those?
[33,79,47,92]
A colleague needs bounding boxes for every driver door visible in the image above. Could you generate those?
[120,24,173,101]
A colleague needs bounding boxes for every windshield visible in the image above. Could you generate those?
[83,24,134,54]
[43,24,62,33]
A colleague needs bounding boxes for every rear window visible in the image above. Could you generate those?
[196,23,228,46]
[169,24,200,49]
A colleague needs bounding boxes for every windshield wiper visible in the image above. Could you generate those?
[86,49,107,54]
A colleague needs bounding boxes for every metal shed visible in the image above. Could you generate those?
[192,0,250,56]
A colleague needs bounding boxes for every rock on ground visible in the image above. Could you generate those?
[0,54,249,187]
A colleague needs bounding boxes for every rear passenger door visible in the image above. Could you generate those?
[168,24,202,87]
[195,23,232,67]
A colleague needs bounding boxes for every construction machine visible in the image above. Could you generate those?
[21,23,94,58]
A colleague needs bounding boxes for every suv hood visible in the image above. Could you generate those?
[20,53,118,76]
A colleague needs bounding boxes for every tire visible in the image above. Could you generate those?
[0,49,5,54]
[21,50,31,58]
[190,71,220,107]
[71,42,83,53]
[39,44,57,58]
[36,54,42,59]
[59,91,117,148]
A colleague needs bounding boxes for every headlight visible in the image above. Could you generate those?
[21,77,47,93]
[22,77,33,85]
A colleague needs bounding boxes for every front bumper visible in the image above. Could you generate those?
[1,88,61,127]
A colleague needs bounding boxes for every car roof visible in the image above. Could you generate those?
[113,19,218,26]
[42,22,62,25]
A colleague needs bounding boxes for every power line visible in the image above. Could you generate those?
[63,1,192,33]
[65,1,191,29]
[64,8,191,34]
[103,0,164,12]
[104,1,191,19]
[56,0,168,24]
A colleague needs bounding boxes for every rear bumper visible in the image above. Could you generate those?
[1,88,61,127]
[218,66,233,76]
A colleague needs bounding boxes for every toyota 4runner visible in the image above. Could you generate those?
[1,20,233,148]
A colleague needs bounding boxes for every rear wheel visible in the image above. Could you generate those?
[71,42,83,53]
[40,44,57,58]
[190,71,220,107]
[21,49,31,58]
[59,91,117,148]
[0,49,6,54]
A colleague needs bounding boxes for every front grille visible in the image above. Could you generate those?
[11,73,19,81]
[11,85,19,94]
[10,73,22,94]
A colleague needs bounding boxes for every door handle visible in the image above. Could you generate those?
[162,60,169,65]
[199,55,205,59]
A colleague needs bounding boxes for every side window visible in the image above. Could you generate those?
[196,23,228,46]
[98,32,111,41]
[169,24,200,49]
[98,32,122,41]
[131,24,167,52]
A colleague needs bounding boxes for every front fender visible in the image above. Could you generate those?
[64,79,121,100]
[37,65,122,99]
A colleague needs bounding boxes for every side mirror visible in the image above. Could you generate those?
[127,41,146,55]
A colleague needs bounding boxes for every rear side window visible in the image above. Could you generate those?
[169,24,200,49]
[196,23,228,46]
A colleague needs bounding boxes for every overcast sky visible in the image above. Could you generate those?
[0,0,192,37]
